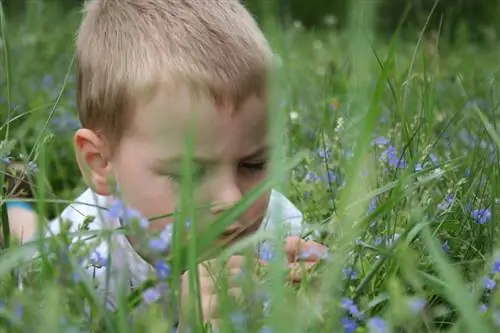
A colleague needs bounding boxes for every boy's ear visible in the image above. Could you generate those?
[74,129,114,196]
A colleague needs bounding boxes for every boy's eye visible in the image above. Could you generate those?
[240,161,267,172]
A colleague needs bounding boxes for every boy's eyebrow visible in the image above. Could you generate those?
[156,145,268,167]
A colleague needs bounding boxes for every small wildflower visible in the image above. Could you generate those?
[143,287,161,304]
[367,317,389,333]
[305,171,321,183]
[368,197,378,213]
[149,237,170,253]
[494,311,500,327]
[408,297,426,313]
[107,200,149,228]
[381,145,406,169]
[317,149,330,159]
[341,316,357,333]
[341,298,363,319]
[154,259,171,280]
[480,304,488,313]
[230,311,247,327]
[372,136,390,146]
[472,208,492,224]
[441,240,450,253]
[326,170,336,183]
[343,267,358,280]
[259,241,275,263]
[89,250,108,267]
[484,276,496,290]
[437,195,454,211]
[15,304,23,319]
[491,260,500,274]
[414,163,422,172]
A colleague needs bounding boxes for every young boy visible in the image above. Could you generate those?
[5,0,327,328]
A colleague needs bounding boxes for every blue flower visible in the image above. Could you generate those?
[492,260,500,274]
[327,170,336,183]
[408,297,426,313]
[143,287,161,304]
[414,163,422,172]
[259,241,275,263]
[341,298,363,319]
[154,260,171,280]
[480,304,488,313]
[381,145,406,169]
[107,200,149,228]
[367,317,389,333]
[372,136,390,146]
[343,267,358,280]
[437,195,454,211]
[305,171,321,183]
[441,240,450,253]
[341,316,357,333]
[89,250,108,267]
[472,208,492,224]
[317,149,330,159]
[483,276,496,290]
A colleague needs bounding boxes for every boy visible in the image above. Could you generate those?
[5,0,327,328]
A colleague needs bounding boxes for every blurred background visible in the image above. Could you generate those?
[2,0,500,43]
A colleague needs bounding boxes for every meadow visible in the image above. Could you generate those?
[1,1,500,332]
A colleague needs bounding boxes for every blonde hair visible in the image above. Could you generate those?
[76,0,274,147]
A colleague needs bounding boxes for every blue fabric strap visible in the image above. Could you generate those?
[6,201,33,211]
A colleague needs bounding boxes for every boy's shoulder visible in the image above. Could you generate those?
[50,188,304,235]
[48,188,108,234]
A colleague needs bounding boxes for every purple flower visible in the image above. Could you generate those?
[472,208,492,225]
[480,304,488,313]
[89,250,108,267]
[492,260,500,274]
[305,171,321,183]
[414,163,422,172]
[441,240,450,253]
[258,241,275,263]
[341,298,363,319]
[230,311,247,328]
[368,197,378,213]
[341,316,357,333]
[367,317,389,333]
[372,136,390,146]
[107,200,149,228]
[317,149,330,159]
[327,170,336,183]
[154,260,171,280]
[484,276,496,290]
[380,145,406,169]
[437,195,454,211]
[15,304,23,319]
[408,297,426,313]
[143,287,161,304]
[149,238,170,253]
[343,267,358,280]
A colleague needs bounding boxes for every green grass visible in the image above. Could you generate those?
[1,1,500,332]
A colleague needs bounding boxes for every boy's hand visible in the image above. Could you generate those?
[180,255,245,329]
[284,236,328,283]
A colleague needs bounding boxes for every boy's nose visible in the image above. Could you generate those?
[210,183,242,215]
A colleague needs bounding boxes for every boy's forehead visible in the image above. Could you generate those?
[130,86,268,159]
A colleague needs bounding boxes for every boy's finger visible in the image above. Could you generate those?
[288,261,317,283]
[284,236,329,262]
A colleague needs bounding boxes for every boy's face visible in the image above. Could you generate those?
[76,86,270,248]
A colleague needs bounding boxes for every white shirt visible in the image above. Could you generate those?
[46,188,304,309]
